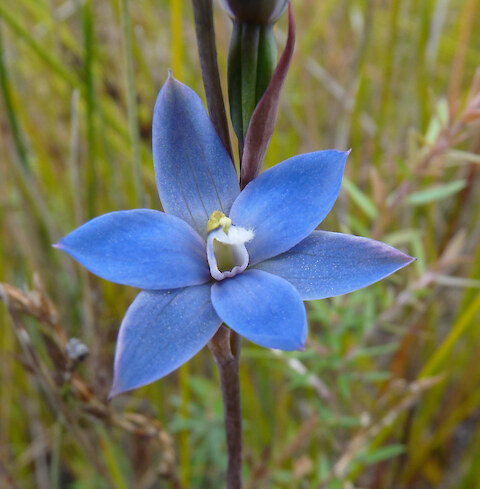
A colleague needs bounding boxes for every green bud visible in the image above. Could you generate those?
[228,23,277,150]
[221,0,288,25]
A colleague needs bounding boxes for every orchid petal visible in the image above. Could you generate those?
[211,269,307,350]
[230,150,348,265]
[152,75,240,237]
[109,284,221,397]
[55,210,210,289]
[254,231,415,300]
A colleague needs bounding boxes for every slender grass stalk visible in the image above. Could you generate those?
[0,157,14,474]
[170,0,183,79]
[448,0,477,108]
[82,0,98,218]
[67,90,84,226]
[49,421,62,489]
[119,0,145,207]
[0,1,151,161]
[177,360,191,487]
[374,0,400,158]
[420,291,480,378]
[169,3,191,484]
[415,0,432,132]
[0,23,30,170]
[97,425,131,489]
[0,24,59,245]
[67,89,96,355]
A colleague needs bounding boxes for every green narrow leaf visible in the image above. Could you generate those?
[343,177,379,220]
[240,23,260,139]
[357,444,405,465]
[82,0,97,218]
[0,24,30,170]
[120,0,145,207]
[407,180,466,205]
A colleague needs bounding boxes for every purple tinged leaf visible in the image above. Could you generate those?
[254,231,415,300]
[109,284,221,398]
[55,209,211,290]
[152,74,240,238]
[240,2,295,187]
[211,269,307,350]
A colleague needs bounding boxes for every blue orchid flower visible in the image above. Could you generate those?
[55,75,414,397]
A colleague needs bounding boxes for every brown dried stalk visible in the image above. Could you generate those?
[0,279,180,488]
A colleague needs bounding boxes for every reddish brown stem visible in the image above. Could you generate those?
[208,326,242,489]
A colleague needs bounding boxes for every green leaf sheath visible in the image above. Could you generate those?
[228,22,277,149]
[256,25,277,105]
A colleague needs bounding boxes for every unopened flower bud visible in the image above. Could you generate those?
[221,0,288,25]
[223,2,288,152]
[228,23,277,149]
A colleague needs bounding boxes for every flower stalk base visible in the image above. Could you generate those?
[208,326,243,489]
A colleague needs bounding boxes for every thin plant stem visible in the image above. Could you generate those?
[119,0,145,207]
[0,23,30,171]
[208,326,242,489]
[82,0,98,218]
[191,0,233,161]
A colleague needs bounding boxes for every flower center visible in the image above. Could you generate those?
[206,211,253,281]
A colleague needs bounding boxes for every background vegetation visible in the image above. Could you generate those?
[1,0,480,487]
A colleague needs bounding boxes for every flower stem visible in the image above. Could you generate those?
[208,326,242,489]
[191,0,233,161]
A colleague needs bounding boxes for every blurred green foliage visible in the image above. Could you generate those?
[1,0,480,488]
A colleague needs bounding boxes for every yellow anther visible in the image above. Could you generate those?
[207,211,232,234]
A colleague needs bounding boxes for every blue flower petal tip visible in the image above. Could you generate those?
[107,375,150,400]
[153,69,239,237]
[107,380,134,400]
[211,270,307,351]
[107,385,121,401]
[254,231,415,301]
[52,240,69,253]
[52,210,211,290]
[109,286,221,397]
[107,380,141,400]
[230,149,350,264]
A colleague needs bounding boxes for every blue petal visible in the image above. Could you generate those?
[55,209,211,289]
[152,75,240,238]
[211,269,307,350]
[254,231,415,300]
[109,284,221,397]
[230,150,348,265]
